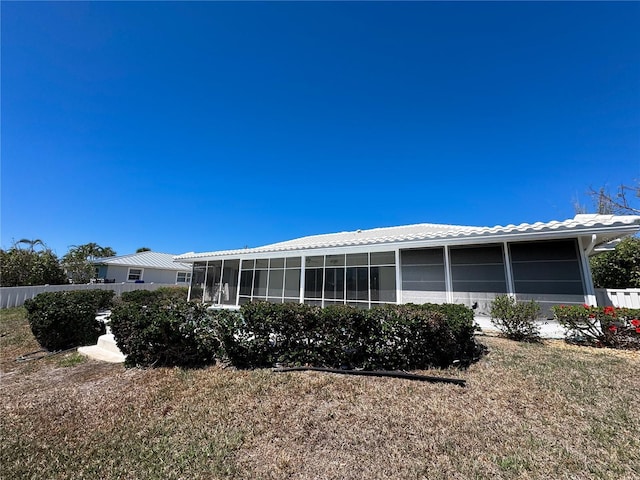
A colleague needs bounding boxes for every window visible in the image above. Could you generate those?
[239,257,303,304]
[189,262,206,301]
[509,239,584,295]
[450,245,507,293]
[127,268,143,281]
[401,247,446,292]
[303,251,397,307]
[176,271,192,283]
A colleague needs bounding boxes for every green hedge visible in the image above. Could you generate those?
[119,286,189,306]
[101,296,483,369]
[110,301,218,367]
[24,290,114,351]
[214,302,482,370]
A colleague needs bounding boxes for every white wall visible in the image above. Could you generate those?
[103,266,185,284]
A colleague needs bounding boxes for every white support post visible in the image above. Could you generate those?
[218,259,225,305]
[578,237,597,306]
[202,261,209,303]
[235,266,242,306]
[187,265,193,302]
[299,256,306,304]
[503,241,515,297]
[444,245,453,303]
[395,248,402,304]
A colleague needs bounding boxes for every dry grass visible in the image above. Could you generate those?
[1,308,639,479]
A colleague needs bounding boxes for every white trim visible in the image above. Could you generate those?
[503,241,515,296]
[395,248,402,304]
[299,255,306,304]
[577,236,597,306]
[201,261,209,303]
[443,245,453,303]
[176,271,192,284]
[235,265,242,306]
[127,267,144,282]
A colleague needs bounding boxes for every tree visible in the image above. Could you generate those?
[136,247,151,253]
[590,237,640,289]
[577,181,640,216]
[16,238,46,252]
[62,243,117,284]
[0,241,68,286]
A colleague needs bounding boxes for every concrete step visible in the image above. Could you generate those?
[97,333,123,355]
[78,333,126,363]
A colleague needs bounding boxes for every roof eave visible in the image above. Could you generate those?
[175,222,639,263]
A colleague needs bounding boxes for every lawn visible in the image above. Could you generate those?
[1,306,639,479]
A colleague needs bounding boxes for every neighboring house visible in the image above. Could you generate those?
[92,251,192,285]
[174,214,640,314]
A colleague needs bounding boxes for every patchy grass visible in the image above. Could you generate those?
[1,309,639,479]
[56,351,88,368]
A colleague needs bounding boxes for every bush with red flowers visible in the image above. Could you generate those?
[552,304,640,349]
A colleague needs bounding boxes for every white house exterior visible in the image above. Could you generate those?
[175,214,640,315]
[93,251,192,285]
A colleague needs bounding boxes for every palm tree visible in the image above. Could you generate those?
[16,238,46,252]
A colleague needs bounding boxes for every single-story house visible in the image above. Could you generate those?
[92,251,192,285]
[174,214,640,314]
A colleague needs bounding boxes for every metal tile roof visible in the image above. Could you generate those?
[175,214,640,261]
[94,251,192,271]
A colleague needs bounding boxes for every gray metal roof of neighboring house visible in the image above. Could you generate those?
[93,251,192,271]
[174,214,640,262]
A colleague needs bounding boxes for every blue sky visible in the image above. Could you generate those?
[2,2,639,258]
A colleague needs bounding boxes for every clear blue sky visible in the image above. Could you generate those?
[2,1,639,258]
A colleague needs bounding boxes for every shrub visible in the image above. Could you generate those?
[490,295,541,342]
[367,305,451,369]
[214,302,482,370]
[416,303,482,364]
[119,286,188,306]
[110,301,218,367]
[553,304,640,349]
[24,290,114,351]
[590,237,640,289]
[319,305,372,369]
[215,302,321,368]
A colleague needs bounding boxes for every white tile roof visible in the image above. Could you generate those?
[94,251,191,271]
[175,214,640,261]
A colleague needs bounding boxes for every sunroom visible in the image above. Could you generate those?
[174,214,640,314]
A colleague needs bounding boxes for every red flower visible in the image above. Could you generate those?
[583,304,590,309]
[636,328,640,334]
[588,314,596,318]
[604,306,616,316]
[608,325,618,332]
[631,319,640,327]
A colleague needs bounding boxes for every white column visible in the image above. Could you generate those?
[187,265,193,302]
[395,248,402,304]
[503,241,515,297]
[577,237,597,306]
[299,256,306,304]
[444,245,453,303]
[201,261,209,303]
[235,265,242,306]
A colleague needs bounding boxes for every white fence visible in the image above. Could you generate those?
[595,288,640,309]
[0,283,178,309]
